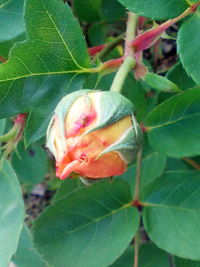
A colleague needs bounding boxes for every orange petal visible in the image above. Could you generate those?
[74,152,126,178]
[59,160,80,180]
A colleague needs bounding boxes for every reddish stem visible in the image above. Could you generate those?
[183,157,200,170]
[191,2,200,12]
[132,199,142,208]
[139,122,149,133]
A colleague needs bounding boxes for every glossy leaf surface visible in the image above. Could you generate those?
[178,13,200,84]
[142,171,200,260]
[117,0,189,20]
[111,243,170,267]
[0,0,90,118]
[12,224,46,267]
[12,142,48,185]
[146,88,200,157]
[0,160,25,267]
[33,179,139,267]
[119,144,166,195]
[175,257,200,267]
[0,0,25,57]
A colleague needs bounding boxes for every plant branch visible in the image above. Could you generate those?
[110,56,135,92]
[134,146,143,201]
[125,12,138,56]
[110,12,137,93]
[183,157,200,170]
[133,231,140,267]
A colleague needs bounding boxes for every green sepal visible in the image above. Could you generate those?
[97,115,142,164]
[144,73,181,92]
[84,91,134,135]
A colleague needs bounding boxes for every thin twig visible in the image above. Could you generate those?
[134,147,143,201]
[183,157,200,170]
[133,231,140,267]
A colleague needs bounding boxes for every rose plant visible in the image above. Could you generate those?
[1,0,200,267]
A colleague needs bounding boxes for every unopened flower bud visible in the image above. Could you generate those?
[46,90,142,180]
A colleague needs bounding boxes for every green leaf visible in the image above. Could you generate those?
[88,23,107,46]
[111,243,170,267]
[119,143,166,195]
[139,147,167,188]
[158,61,196,104]
[73,0,101,23]
[0,73,85,145]
[0,160,25,267]
[100,0,126,22]
[146,88,200,157]
[144,73,181,92]
[0,0,89,85]
[52,178,84,202]
[0,36,25,60]
[178,13,200,84]
[24,73,85,146]
[116,0,189,20]
[0,0,26,58]
[121,74,147,121]
[12,142,48,185]
[175,257,200,267]
[142,170,200,260]
[167,62,196,90]
[12,224,47,267]
[165,157,194,171]
[0,118,6,135]
[33,179,139,267]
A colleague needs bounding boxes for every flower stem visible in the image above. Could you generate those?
[110,12,137,93]
[134,146,143,202]
[110,56,136,93]
[125,12,138,56]
[133,148,142,267]
[133,231,140,267]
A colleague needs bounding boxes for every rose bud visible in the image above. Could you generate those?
[46,90,142,180]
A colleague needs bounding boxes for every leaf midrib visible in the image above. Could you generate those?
[0,68,89,83]
[40,0,86,71]
[142,202,200,212]
[37,199,133,241]
[148,111,200,130]
[64,201,132,235]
